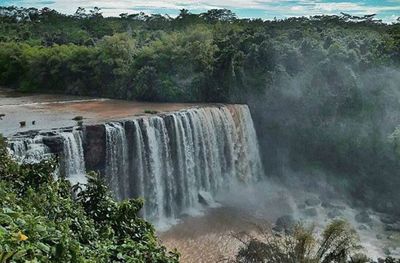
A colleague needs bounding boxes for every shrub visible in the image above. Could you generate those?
[235,220,366,263]
[0,135,179,262]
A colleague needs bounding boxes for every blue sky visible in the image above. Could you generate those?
[2,0,400,22]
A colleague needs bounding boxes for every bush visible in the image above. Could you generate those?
[235,220,365,263]
[0,135,179,262]
[235,220,400,263]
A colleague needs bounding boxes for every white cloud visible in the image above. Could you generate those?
[8,0,400,21]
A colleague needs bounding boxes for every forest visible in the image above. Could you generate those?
[0,7,399,102]
[1,5,400,261]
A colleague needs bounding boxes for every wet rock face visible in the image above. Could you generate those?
[14,130,40,137]
[42,135,64,154]
[83,124,106,173]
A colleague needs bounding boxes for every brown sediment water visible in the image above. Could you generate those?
[49,99,206,119]
[159,207,271,263]
[158,187,295,263]
[159,185,400,263]
[0,88,207,136]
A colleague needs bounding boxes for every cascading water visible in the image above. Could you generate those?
[103,105,263,227]
[105,122,129,199]
[9,136,51,163]
[60,129,87,185]
[8,127,87,184]
[7,105,263,228]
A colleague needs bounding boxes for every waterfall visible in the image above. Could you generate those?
[8,128,87,184]
[105,122,129,200]
[103,105,263,226]
[9,136,51,163]
[60,129,87,185]
[7,104,263,227]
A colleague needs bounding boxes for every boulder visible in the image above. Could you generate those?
[380,214,398,225]
[305,197,321,207]
[383,247,391,256]
[198,191,214,206]
[274,215,296,232]
[387,234,395,240]
[385,223,400,232]
[358,225,369,231]
[355,211,372,224]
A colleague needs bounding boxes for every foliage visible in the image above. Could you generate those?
[0,135,179,262]
[234,220,397,263]
[0,6,398,101]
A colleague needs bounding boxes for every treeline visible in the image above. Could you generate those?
[0,6,399,102]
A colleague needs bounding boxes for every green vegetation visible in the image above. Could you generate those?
[0,7,398,102]
[0,135,179,262]
[235,220,397,263]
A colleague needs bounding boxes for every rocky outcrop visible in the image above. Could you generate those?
[42,135,64,154]
[83,124,106,174]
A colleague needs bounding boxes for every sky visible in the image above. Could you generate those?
[2,0,400,22]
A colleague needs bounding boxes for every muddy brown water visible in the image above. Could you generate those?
[159,207,266,263]
[0,88,207,136]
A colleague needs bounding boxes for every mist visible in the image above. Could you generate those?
[246,53,400,216]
